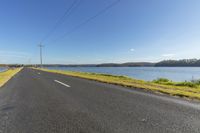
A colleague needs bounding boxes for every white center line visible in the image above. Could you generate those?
[54,80,71,88]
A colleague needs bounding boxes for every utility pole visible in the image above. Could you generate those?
[38,44,44,67]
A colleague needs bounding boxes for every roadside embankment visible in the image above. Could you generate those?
[0,68,22,87]
[33,68,200,100]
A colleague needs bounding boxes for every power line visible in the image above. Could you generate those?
[40,0,81,43]
[52,0,120,43]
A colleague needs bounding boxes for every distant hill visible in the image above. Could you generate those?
[31,62,155,67]
[41,64,97,67]
[2,59,200,67]
[155,59,200,67]
[96,62,155,67]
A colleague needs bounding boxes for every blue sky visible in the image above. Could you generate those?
[0,0,200,64]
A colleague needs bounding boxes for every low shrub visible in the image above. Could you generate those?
[153,78,170,83]
[191,79,200,85]
[153,78,199,88]
[175,82,197,88]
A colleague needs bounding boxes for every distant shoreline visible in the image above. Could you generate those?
[1,59,200,67]
[42,65,200,67]
[1,65,200,67]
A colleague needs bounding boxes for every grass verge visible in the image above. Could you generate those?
[0,68,22,87]
[34,68,200,100]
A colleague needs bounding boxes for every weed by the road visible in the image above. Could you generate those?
[0,68,22,87]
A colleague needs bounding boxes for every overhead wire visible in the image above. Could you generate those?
[51,0,121,44]
[40,0,81,44]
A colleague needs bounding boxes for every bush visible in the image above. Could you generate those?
[191,79,200,85]
[153,78,199,88]
[153,78,170,83]
[175,82,197,88]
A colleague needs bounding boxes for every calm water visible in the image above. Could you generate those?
[46,67,200,81]
[0,67,7,72]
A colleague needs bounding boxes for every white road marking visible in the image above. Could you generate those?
[54,80,71,88]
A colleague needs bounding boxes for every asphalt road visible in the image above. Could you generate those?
[0,68,200,133]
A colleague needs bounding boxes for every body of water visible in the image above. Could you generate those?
[0,67,7,72]
[46,67,200,82]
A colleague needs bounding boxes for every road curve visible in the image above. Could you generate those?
[0,68,200,133]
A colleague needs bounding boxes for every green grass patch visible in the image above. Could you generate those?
[34,68,200,100]
[153,78,200,88]
[0,68,22,87]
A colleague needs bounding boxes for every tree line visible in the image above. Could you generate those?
[155,59,200,67]
[1,59,200,67]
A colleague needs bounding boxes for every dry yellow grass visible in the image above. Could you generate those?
[34,68,200,100]
[0,68,22,87]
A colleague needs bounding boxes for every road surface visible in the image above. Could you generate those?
[0,68,200,133]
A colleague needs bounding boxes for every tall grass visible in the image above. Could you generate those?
[0,68,22,87]
[153,78,200,88]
